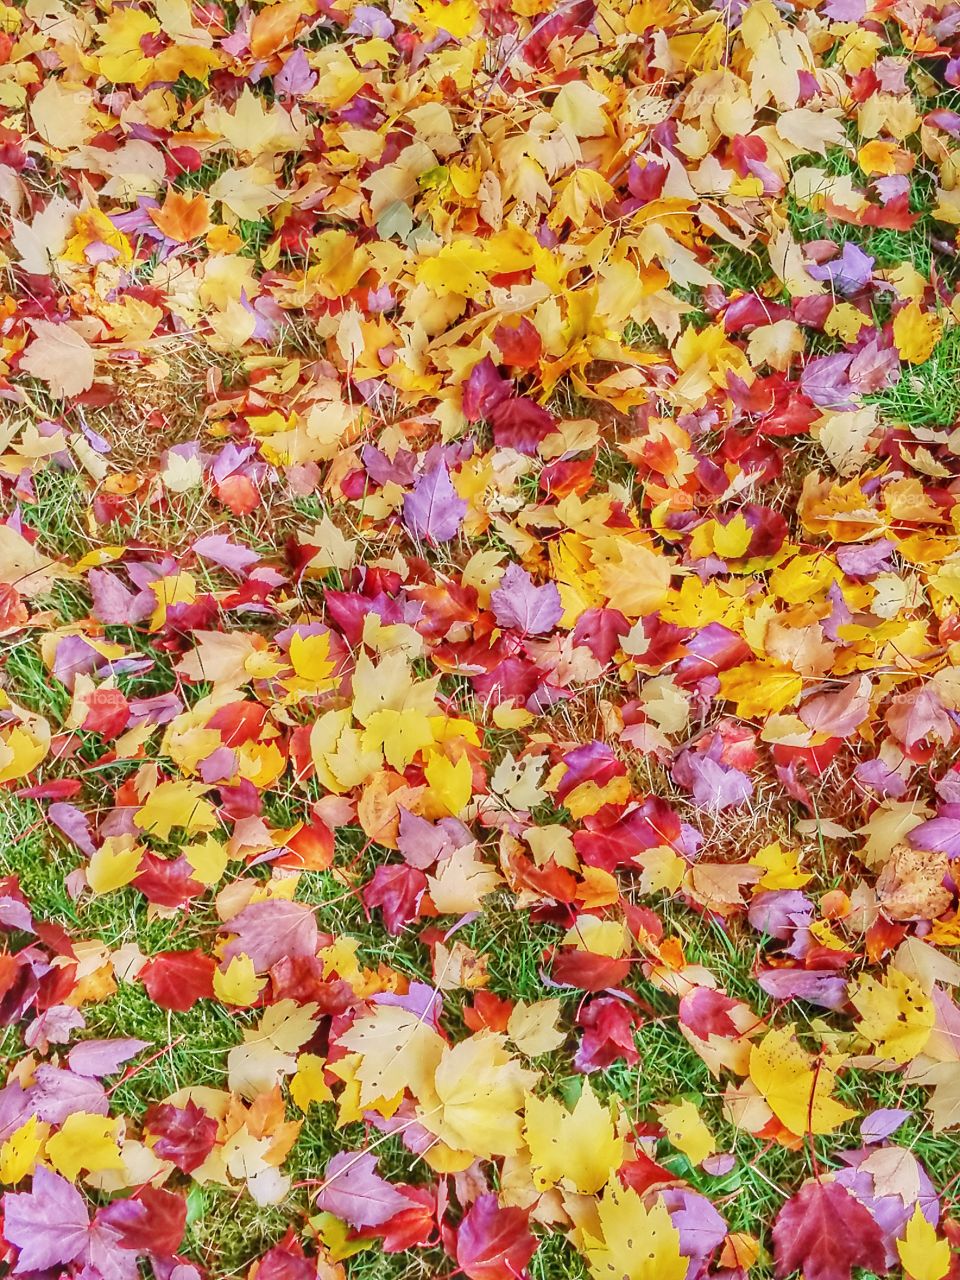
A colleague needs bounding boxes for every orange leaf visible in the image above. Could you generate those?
[148,190,212,243]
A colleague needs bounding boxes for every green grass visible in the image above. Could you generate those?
[868,323,960,428]
[19,466,91,559]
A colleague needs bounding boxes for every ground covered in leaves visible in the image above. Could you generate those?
[4,0,960,1278]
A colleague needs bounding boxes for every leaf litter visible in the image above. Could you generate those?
[1,0,960,1278]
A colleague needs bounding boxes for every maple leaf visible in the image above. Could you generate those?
[148,189,212,243]
[2,1166,90,1273]
[524,1079,623,1194]
[214,954,267,1006]
[417,1032,538,1158]
[897,1205,951,1280]
[99,1187,187,1257]
[0,1116,44,1185]
[402,463,467,542]
[227,1000,319,1097]
[772,1180,887,1280]
[133,780,217,840]
[45,1112,123,1181]
[139,949,216,1011]
[143,1101,219,1174]
[221,900,319,972]
[454,1195,537,1280]
[851,968,935,1063]
[582,1183,687,1280]
[315,1152,417,1229]
[20,320,95,399]
[749,1025,857,1136]
[338,1004,444,1107]
[490,563,564,635]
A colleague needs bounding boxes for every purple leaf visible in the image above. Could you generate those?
[0,893,33,933]
[806,241,874,293]
[747,890,812,939]
[192,533,260,575]
[24,1004,85,1051]
[88,568,153,625]
[490,563,563,635]
[29,1064,109,1123]
[673,753,753,811]
[801,353,855,409]
[755,968,849,1010]
[402,463,466,543]
[274,47,317,96]
[221,899,318,972]
[68,1037,149,1078]
[85,1217,139,1280]
[314,1152,415,1228]
[48,802,97,857]
[3,1166,90,1273]
[860,1109,911,1144]
[909,810,960,858]
[849,336,900,393]
[661,1188,727,1261]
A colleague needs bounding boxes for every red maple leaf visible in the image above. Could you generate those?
[773,1181,887,1280]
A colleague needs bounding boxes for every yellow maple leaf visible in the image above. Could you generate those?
[148,572,197,630]
[287,631,337,693]
[750,842,813,891]
[582,1183,687,1280]
[825,302,870,342]
[590,536,673,617]
[46,1113,123,1181]
[897,1205,951,1280]
[97,8,159,83]
[338,1004,445,1106]
[184,835,230,887]
[524,1079,623,1194]
[416,1032,538,1159]
[0,1116,45,1183]
[718,663,803,717]
[290,1053,334,1110]
[87,839,143,894]
[424,751,472,816]
[214,954,267,1007]
[0,725,49,785]
[657,1098,716,1166]
[749,1025,856,1136]
[362,707,434,771]
[417,0,478,36]
[416,242,489,298]
[134,779,217,840]
[893,302,942,365]
[851,968,935,1064]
